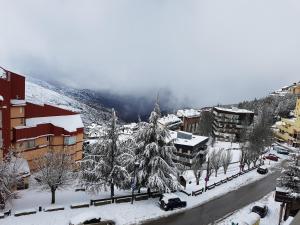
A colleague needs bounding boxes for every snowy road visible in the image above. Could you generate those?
[143,166,282,225]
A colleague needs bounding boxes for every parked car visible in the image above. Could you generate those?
[257,166,268,175]
[251,205,268,218]
[264,154,279,161]
[276,148,289,155]
[159,193,187,211]
[69,212,115,225]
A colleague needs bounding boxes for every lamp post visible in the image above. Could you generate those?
[131,161,140,204]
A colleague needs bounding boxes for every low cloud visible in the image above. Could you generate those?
[1,0,300,107]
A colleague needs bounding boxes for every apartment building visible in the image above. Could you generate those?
[275,96,300,147]
[169,130,208,168]
[158,114,182,131]
[0,68,84,169]
[177,109,201,134]
[212,107,254,142]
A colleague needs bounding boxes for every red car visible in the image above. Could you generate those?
[264,154,279,161]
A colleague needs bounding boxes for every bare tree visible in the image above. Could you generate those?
[191,151,206,185]
[34,149,74,204]
[221,149,233,174]
[210,148,222,177]
[243,148,253,170]
[0,152,19,210]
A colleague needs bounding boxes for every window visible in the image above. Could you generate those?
[64,136,76,145]
[27,140,35,149]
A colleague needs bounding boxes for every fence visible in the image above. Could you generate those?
[192,163,262,196]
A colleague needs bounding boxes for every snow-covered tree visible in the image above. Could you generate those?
[34,149,74,204]
[210,148,222,177]
[0,152,19,209]
[135,100,180,193]
[278,156,300,198]
[191,151,206,185]
[221,149,233,174]
[80,109,133,198]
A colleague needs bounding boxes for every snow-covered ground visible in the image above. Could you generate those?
[0,145,288,225]
[217,191,293,225]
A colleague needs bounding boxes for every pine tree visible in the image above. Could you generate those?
[135,100,180,193]
[80,109,133,198]
[278,157,300,198]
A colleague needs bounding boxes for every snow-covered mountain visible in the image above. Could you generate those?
[25,77,112,126]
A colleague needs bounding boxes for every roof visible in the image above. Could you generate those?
[11,99,26,106]
[9,157,30,177]
[168,130,208,147]
[26,114,83,132]
[158,114,182,126]
[177,109,201,118]
[214,107,254,114]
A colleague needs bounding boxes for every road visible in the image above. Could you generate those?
[142,166,282,225]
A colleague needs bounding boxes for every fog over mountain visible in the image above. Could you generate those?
[1,0,300,109]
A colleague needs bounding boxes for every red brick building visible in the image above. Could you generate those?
[0,67,83,169]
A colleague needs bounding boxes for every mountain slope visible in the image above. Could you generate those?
[25,78,112,125]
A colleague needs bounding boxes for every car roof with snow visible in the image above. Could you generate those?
[69,211,101,225]
[161,193,180,202]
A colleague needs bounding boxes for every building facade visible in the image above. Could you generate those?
[212,107,254,142]
[169,131,208,168]
[0,68,84,169]
[275,96,300,147]
[177,109,201,134]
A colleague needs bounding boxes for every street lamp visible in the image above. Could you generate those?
[131,161,140,204]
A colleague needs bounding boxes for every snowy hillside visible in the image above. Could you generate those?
[25,78,112,125]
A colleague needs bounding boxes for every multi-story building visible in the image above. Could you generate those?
[275,96,300,147]
[0,68,84,169]
[177,109,201,134]
[212,107,254,142]
[158,114,182,131]
[169,130,208,168]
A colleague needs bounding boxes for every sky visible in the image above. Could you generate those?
[1,0,300,108]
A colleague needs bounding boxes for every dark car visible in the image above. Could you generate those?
[159,193,187,211]
[251,205,268,218]
[69,212,115,225]
[276,148,289,155]
[264,154,279,161]
[257,167,268,175]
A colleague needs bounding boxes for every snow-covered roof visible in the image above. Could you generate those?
[9,157,30,177]
[168,131,208,147]
[70,211,101,225]
[26,114,83,132]
[158,114,182,126]
[10,99,26,106]
[214,107,254,114]
[177,109,200,118]
[0,67,6,78]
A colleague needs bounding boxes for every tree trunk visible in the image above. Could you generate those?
[196,177,200,185]
[51,188,56,204]
[215,170,218,177]
[147,187,151,197]
[110,183,114,198]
